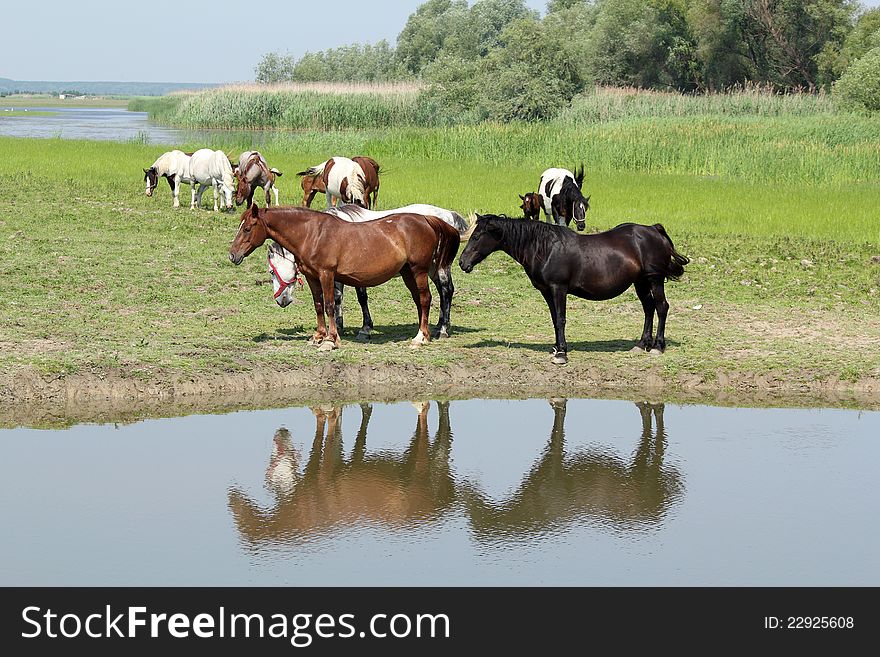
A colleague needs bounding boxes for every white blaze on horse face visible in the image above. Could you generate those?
[268,243,298,308]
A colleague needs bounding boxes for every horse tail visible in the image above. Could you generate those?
[424,214,461,273]
[449,211,470,235]
[296,161,328,178]
[270,168,283,177]
[574,164,585,190]
[652,224,689,282]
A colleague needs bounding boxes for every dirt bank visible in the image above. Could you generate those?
[1,362,877,428]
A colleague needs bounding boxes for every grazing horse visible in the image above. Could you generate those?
[296,156,379,209]
[299,172,330,208]
[190,149,236,212]
[143,150,194,208]
[234,151,282,207]
[230,204,461,351]
[459,215,689,364]
[520,166,590,232]
[268,204,468,339]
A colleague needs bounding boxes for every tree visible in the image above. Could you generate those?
[822,7,880,80]
[833,45,880,111]
[255,52,296,84]
[396,0,469,75]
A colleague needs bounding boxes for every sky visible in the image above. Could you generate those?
[2,0,878,83]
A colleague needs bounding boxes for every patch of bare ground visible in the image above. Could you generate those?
[1,361,877,429]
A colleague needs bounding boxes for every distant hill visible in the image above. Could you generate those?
[0,78,222,96]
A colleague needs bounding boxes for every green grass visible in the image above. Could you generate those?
[0,110,58,117]
[0,136,878,397]
[1,95,129,108]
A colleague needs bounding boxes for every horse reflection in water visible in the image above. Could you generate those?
[228,401,682,545]
[463,401,683,536]
[228,403,455,543]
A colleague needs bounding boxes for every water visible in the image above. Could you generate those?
[0,107,190,143]
[1,398,877,586]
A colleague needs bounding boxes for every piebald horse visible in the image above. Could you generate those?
[459,215,688,364]
[234,150,283,207]
[268,203,468,339]
[230,204,460,351]
[143,150,194,208]
[296,156,380,209]
[299,172,330,208]
[190,149,236,212]
[520,166,590,232]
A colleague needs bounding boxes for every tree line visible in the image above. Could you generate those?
[254,0,880,120]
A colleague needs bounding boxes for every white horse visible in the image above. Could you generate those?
[189,149,236,212]
[267,204,469,339]
[143,150,194,208]
[297,157,369,208]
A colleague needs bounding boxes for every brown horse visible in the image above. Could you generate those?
[229,204,460,351]
[299,173,330,208]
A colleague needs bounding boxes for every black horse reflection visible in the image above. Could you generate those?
[228,401,683,545]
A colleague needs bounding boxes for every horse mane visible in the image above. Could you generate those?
[480,214,565,263]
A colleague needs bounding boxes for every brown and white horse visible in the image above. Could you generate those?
[229,204,460,351]
[234,151,282,207]
[296,156,380,209]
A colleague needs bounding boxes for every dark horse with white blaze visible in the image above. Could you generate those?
[230,204,460,351]
[459,215,689,364]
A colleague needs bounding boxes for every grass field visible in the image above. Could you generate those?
[1,133,878,411]
[2,95,129,108]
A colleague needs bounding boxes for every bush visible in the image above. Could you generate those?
[834,47,880,112]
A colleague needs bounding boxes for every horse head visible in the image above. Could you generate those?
[459,214,504,273]
[572,194,590,232]
[229,202,268,265]
[519,193,542,220]
[143,167,159,197]
[235,171,252,207]
[267,242,299,308]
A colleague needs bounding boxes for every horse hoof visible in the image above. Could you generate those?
[436,328,450,339]
[307,337,324,348]
[318,340,338,353]
[650,348,664,356]
[356,330,372,342]
[551,353,569,366]
[630,346,647,354]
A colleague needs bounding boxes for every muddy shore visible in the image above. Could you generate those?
[2,362,877,429]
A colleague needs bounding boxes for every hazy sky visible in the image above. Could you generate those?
[2,0,878,83]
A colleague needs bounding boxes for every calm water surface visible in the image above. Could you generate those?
[1,398,877,586]
[0,106,265,144]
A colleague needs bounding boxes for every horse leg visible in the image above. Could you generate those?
[212,182,219,212]
[318,273,341,352]
[333,282,346,333]
[271,184,279,207]
[633,278,656,353]
[355,287,374,339]
[540,286,568,364]
[430,266,453,338]
[402,266,431,347]
[305,276,327,347]
[172,178,180,208]
[650,278,670,354]
[303,189,317,208]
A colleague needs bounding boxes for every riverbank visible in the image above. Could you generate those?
[1,136,878,424]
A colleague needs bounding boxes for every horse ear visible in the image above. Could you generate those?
[143,168,149,174]
[519,195,526,201]
[249,202,260,217]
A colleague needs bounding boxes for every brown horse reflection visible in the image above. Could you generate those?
[228,402,455,544]
[463,401,683,536]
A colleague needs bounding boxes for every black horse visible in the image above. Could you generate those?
[519,166,590,231]
[459,215,689,364]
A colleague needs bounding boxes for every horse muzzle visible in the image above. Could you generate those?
[459,257,474,274]
[229,252,245,266]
